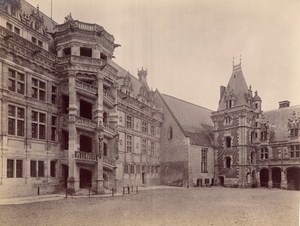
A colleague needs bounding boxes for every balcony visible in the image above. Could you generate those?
[103,156,115,170]
[103,124,116,137]
[75,80,97,95]
[75,151,97,163]
[103,89,115,106]
[76,116,97,130]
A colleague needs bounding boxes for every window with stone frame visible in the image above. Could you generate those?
[16,160,23,178]
[290,129,299,137]
[151,125,155,136]
[124,164,128,174]
[30,160,44,177]
[32,77,46,101]
[290,145,300,158]
[7,159,14,178]
[126,115,133,129]
[50,160,56,177]
[150,142,155,156]
[8,105,25,136]
[8,69,25,94]
[142,121,148,133]
[260,147,268,160]
[126,134,132,152]
[130,165,135,174]
[142,139,147,155]
[51,85,57,104]
[260,131,268,141]
[225,136,232,148]
[201,148,208,172]
[136,165,141,174]
[225,156,231,168]
[6,22,13,31]
[32,111,46,139]
[51,116,57,141]
[224,116,232,125]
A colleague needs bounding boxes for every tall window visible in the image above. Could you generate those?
[260,147,268,160]
[124,164,128,174]
[290,145,300,158]
[8,105,25,136]
[142,139,147,155]
[130,165,135,174]
[225,136,231,148]
[142,121,148,133]
[150,142,155,156]
[51,116,57,141]
[126,115,133,129]
[201,148,208,172]
[260,131,267,141]
[225,156,231,168]
[32,111,46,139]
[32,78,46,101]
[151,125,155,136]
[224,116,231,125]
[8,69,25,94]
[290,129,299,137]
[226,100,234,109]
[16,160,23,178]
[126,135,132,152]
[30,160,44,177]
[51,85,57,104]
[7,159,14,178]
[50,160,56,177]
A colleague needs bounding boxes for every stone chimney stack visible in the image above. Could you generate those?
[279,100,290,109]
[219,86,226,103]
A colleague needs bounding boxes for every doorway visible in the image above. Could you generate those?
[80,168,92,188]
[272,168,281,188]
[260,168,269,187]
[62,164,69,188]
[287,167,300,190]
[197,179,202,187]
[219,176,224,186]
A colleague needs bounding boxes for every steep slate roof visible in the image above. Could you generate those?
[218,63,249,111]
[263,105,300,142]
[159,93,214,146]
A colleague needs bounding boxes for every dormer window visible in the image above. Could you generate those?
[226,100,234,109]
[260,131,267,141]
[225,116,231,125]
[290,128,299,137]
[260,147,268,160]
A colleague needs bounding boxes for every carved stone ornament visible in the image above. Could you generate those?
[288,111,300,129]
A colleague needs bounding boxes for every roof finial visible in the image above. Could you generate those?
[240,54,242,65]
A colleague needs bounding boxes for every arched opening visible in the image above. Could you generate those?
[225,156,231,168]
[272,168,281,188]
[80,135,92,153]
[260,168,269,187]
[286,167,300,190]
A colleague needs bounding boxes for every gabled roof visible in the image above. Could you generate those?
[157,92,214,146]
[111,61,150,97]
[218,63,249,110]
[263,105,300,142]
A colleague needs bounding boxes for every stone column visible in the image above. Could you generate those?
[67,75,78,194]
[94,74,104,194]
[268,168,273,188]
[280,169,287,189]
[256,170,261,187]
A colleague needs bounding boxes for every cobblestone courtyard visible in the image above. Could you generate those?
[0,187,299,226]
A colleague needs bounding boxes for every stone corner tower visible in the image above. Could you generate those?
[211,59,262,187]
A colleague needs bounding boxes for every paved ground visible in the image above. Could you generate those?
[0,187,299,226]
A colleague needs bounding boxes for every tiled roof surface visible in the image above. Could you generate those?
[263,105,300,142]
[161,94,214,146]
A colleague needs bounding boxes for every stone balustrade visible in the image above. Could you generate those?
[75,151,97,162]
[76,116,97,129]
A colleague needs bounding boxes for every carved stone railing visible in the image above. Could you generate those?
[76,116,97,129]
[103,156,115,167]
[75,80,97,94]
[103,89,115,104]
[75,151,97,162]
[103,124,115,134]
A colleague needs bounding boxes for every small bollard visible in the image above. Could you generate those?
[136,186,138,194]
[37,186,40,195]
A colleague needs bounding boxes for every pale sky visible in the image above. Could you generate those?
[26,0,300,111]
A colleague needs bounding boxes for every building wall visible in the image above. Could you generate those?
[154,94,189,186]
[189,145,214,186]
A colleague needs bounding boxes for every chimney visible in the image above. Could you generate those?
[220,86,226,102]
[279,100,290,109]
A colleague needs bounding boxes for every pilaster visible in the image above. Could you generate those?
[95,74,104,127]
